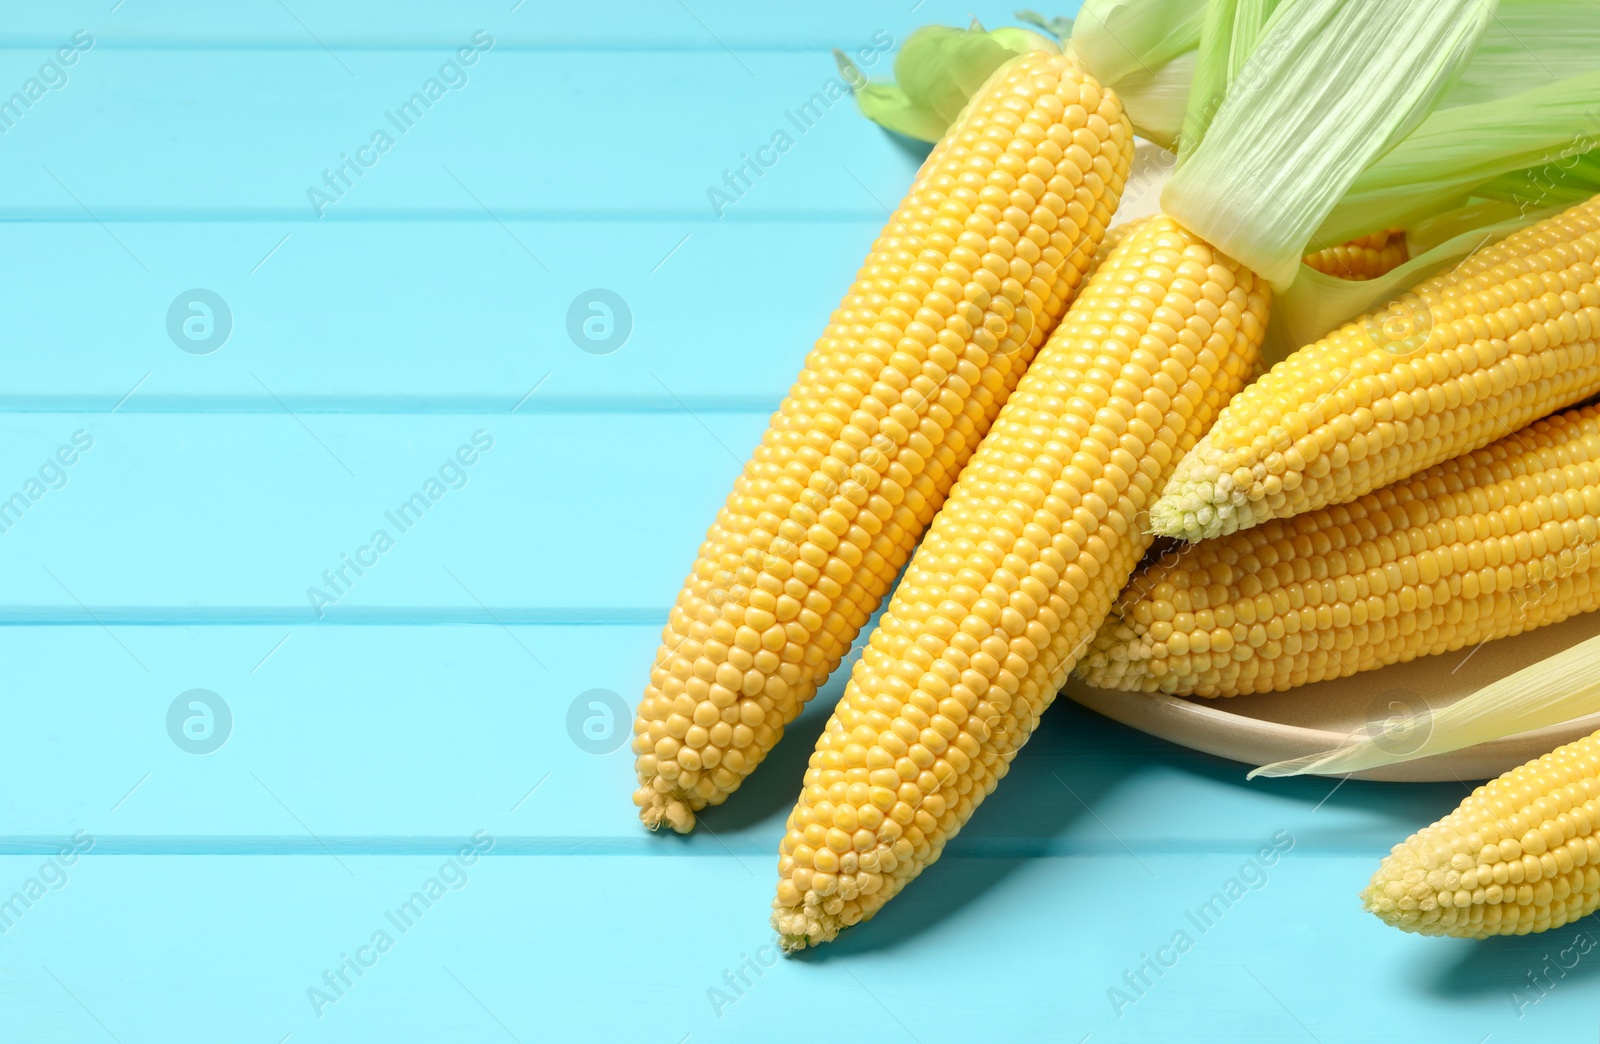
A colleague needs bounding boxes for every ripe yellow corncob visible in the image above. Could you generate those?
[1365,730,1600,937]
[1078,401,1600,696]
[1151,195,1600,542]
[771,215,1269,947]
[633,51,1134,832]
[1302,228,1408,280]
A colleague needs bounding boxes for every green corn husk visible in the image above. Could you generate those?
[1443,0,1600,107]
[832,23,1058,143]
[1177,0,1282,158]
[835,0,1599,347]
[1070,0,1207,144]
[1101,51,1197,149]
[1071,0,1206,82]
[1263,203,1559,362]
[1015,9,1075,42]
[840,0,1599,153]
[1163,0,1599,297]
[834,2,1208,146]
[1479,152,1600,211]
[1315,69,1600,248]
[837,0,1598,341]
[1252,0,1600,354]
[1161,0,1496,289]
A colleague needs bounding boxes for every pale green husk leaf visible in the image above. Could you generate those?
[1103,50,1198,148]
[841,0,1597,151]
[1316,69,1600,248]
[1069,0,1207,144]
[1443,0,1600,107]
[1177,0,1282,159]
[1070,0,1207,85]
[1252,633,1600,779]
[1162,0,1496,289]
[834,24,1056,143]
[1478,151,1600,210]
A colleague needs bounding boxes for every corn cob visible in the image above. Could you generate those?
[1302,228,1408,280]
[633,51,1134,832]
[1365,729,1600,937]
[1150,195,1600,542]
[771,215,1269,947]
[1079,402,1600,696]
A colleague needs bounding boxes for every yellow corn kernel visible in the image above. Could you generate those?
[1079,402,1600,696]
[634,51,1134,832]
[1365,729,1600,937]
[1302,228,1408,280]
[1152,194,1600,541]
[771,215,1270,947]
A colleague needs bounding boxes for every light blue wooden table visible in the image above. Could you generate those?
[0,3,1588,1040]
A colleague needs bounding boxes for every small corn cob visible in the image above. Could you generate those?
[1151,194,1600,542]
[1302,228,1408,280]
[771,215,1269,947]
[634,51,1134,832]
[1365,730,1600,937]
[1078,401,1600,696]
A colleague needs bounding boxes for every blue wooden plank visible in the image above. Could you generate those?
[0,2,1066,48]
[0,623,1468,849]
[0,219,880,408]
[0,412,770,615]
[0,46,929,216]
[0,852,1589,1042]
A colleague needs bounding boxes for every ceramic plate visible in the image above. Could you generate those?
[1062,607,1600,782]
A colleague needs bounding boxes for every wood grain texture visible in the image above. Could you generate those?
[1,1,1589,1039]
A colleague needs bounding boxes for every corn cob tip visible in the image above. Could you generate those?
[1360,847,1437,934]
[770,900,846,952]
[1146,439,1267,542]
[1362,731,1600,938]
[1074,608,1152,692]
[1153,197,1600,543]
[1081,403,1600,697]
[633,786,696,833]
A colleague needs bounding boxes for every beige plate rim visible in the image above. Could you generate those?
[1059,607,1600,782]
[1063,683,1600,783]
